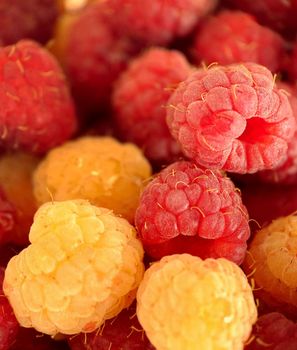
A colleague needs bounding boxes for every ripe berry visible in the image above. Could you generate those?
[113,47,192,166]
[135,161,250,264]
[137,254,257,350]
[167,63,295,173]
[4,200,144,335]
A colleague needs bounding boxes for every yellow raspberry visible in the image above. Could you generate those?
[137,254,257,350]
[33,136,152,223]
[0,152,39,245]
[243,215,297,316]
[3,200,144,336]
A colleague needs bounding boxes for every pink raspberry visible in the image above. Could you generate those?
[257,82,297,184]
[106,0,217,46]
[0,189,16,246]
[68,303,155,350]
[245,312,297,350]
[0,0,59,46]
[225,0,297,38]
[0,267,19,350]
[167,63,295,173]
[192,11,285,73]
[135,161,250,264]
[0,40,77,154]
[113,48,192,165]
[57,1,140,114]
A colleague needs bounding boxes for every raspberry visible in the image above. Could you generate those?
[245,312,297,350]
[0,267,19,350]
[107,0,217,46]
[68,302,155,350]
[0,189,16,247]
[192,11,285,73]
[225,0,297,38]
[167,63,295,173]
[243,215,297,318]
[137,254,257,350]
[113,48,192,166]
[0,40,77,154]
[53,1,140,114]
[257,82,297,184]
[3,200,144,335]
[135,161,250,264]
[0,152,38,245]
[288,41,297,83]
[0,0,59,46]
[33,136,151,223]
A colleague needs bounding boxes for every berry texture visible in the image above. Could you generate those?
[243,215,297,318]
[113,48,192,165]
[245,312,297,350]
[0,189,16,247]
[107,0,217,46]
[0,40,77,154]
[54,1,140,114]
[135,161,250,264]
[257,82,297,184]
[0,267,19,350]
[225,0,297,38]
[33,136,151,223]
[0,152,38,245]
[0,0,59,46]
[68,303,155,350]
[167,63,295,173]
[192,11,285,73]
[137,254,257,350]
[3,200,144,335]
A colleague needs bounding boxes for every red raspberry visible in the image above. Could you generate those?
[241,183,297,231]
[68,303,155,350]
[257,82,297,184]
[0,40,77,154]
[245,312,297,350]
[167,63,295,173]
[192,11,285,73]
[0,0,59,46]
[113,48,192,165]
[225,0,297,38]
[54,1,140,115]
[135,161,250,264]
[0,267,19,350]
[0,189,16,246]
[288,41,297,82]
[106,0,217,45]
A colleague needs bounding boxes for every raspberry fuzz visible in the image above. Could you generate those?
[192,11,285,72]
[3,200,144,335]
[113,47,192,165]
[0,40,77,154]
[137,254,257,350]
[243,215,297,317]
[135,161,250,264]
[33,136,151,223]
[167,63,295,173]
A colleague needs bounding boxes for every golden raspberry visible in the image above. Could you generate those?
[137,254,257,350]
[243,215,297,316]
[0,152,39,245]
[33,137,152,223]
[3,200,144,335]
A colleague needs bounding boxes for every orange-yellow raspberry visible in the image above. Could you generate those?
[137,254,257,350]
[0,152,39,245]
[243,215,297,317]
[3,200,144,335]
[33,136,152,223]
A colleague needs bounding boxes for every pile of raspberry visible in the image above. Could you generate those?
[1,0,297,349]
